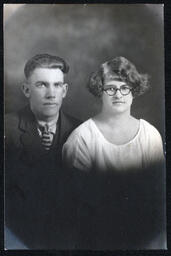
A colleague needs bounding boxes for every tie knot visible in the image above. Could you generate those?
[39,124,54,150]
[39,124,49,133]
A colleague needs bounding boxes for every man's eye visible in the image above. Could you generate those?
[54,83,63,87]
[36,82,46,87]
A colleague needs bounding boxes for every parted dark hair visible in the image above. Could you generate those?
[24,54,69,79]
[88,56,150,97]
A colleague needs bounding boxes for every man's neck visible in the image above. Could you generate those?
[36,113,59,125]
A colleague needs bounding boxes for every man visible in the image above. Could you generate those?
[5,54,81,249]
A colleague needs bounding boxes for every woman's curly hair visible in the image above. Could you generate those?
[87,56,150,97]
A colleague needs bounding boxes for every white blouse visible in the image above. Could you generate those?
[62,118,164,172]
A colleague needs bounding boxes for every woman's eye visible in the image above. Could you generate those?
[122,86,129,90]
[108,88,115,92]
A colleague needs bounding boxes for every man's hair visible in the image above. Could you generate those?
[88,56,150,97]
[24,54,69,79]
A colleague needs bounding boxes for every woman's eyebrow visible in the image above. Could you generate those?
[105,83,126,88]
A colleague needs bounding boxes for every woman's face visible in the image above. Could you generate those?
[102,80,133,115]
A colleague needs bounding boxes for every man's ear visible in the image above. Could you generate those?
[62,83,68,98]
[21,82,31,98]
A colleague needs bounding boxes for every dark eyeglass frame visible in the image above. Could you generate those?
[103,85,133,96]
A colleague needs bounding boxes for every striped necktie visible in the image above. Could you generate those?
[41,124,54,150]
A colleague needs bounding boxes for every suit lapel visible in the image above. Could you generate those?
[58,111,72,146]
[18,107,77,166]
[50,111,73,165]
[19,107,46,164]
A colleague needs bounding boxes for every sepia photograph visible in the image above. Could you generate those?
[4,3,166,250]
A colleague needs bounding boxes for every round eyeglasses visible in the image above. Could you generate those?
[103,85,133,96]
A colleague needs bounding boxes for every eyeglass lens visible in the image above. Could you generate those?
[104,86,131,96]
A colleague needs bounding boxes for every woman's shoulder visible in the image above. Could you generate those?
[140,119,162,139]
[66,118,97,141]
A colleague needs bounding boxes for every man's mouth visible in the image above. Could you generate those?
[43,102,57,105]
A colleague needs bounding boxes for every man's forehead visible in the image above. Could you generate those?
[31,67,64,74]
[28,67,64,80]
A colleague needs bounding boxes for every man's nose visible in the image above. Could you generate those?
[46,85,56,98]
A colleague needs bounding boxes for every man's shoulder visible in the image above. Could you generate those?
[6,105,33,120]
[61,111,82,128]
[59,111,82,144]
[5,111,21,145]
[5,111,20,127]
[5,106,33,133]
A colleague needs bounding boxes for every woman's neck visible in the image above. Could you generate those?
[96,110,133,128]
[93,110,139,145]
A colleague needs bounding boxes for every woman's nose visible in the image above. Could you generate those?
[114,89,122,97]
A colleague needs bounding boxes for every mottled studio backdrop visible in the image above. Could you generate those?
[4,4,165,138]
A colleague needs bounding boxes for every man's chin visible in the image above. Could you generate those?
[37,109,59,121]
[44,110,59,117]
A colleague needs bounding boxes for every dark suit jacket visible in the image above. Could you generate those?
[5,105,81,249]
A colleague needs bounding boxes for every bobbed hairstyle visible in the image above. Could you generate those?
[88,56,150,97]
[24,53,69,79]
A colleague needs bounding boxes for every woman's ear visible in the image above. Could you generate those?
[21,82,31,98]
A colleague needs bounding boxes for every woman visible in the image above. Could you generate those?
[63,56,164,172]
[62,57,166,249]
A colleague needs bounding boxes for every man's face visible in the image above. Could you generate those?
[24,68,68,121]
